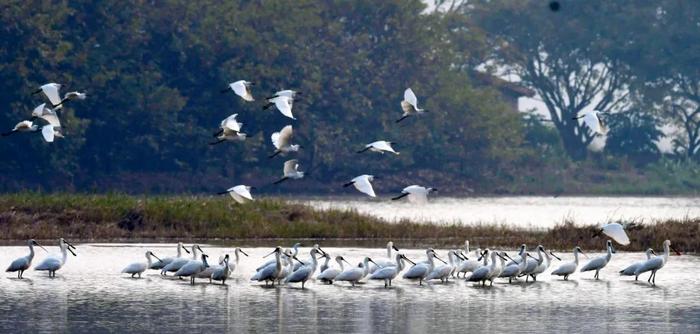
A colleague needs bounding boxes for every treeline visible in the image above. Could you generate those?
[0,1,698,194]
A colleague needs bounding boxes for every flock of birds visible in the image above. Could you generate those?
[5,223,681,288]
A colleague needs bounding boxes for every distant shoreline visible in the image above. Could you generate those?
[0,193,696,252]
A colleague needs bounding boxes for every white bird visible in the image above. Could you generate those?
[505,244,527,266]
[220,248,248,275]
[53,91,87,108]
[370,253,414,287]
[273,159,305,184]
[357,141,399,155]
[336,257,377,287]
[619,248,655,280]
[122,251,162,278]
[33,83,63,108]
[175,253,210,285]
[317,255,350,284]
[256,243,300,272]
[397,88,428,123]
[485,251,508,285]
[2,120,39,137]
[269,125,301,158]
[211,255,231,284]
[150,242,190,271]
[403,249,446,285]
[253,247,299,286]
[162,244,202,275]
[531,247,561,279]
[266,89,302,100]
[466,250,507,286]
[573,110,607,135]
[368,241,400,273]
[594,223,631,246]
[266,95,296,120]
[634,240,681,285]
[285,248,323,289]
[223,80,254,101]
[426,250,462,282]
[210,113,246,145]
[343,175,377,197]
[519,246,545,282]
[456,241,481,277]
[31,103,64,142]
[391,185,437,203]
[292,244,326,271]
[34,238,77,278]
[6,239,47,279]
[551,246,588,280]
[501,251,530,283]
[218,185,254,204]
[580,240,615,280]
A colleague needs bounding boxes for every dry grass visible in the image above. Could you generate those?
[0,193,697,252]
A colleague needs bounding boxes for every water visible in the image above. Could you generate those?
[303,196,700,227]
[1,243,698,333]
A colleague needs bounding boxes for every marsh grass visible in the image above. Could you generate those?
[0,193,697,252]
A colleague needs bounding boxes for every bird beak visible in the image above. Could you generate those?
[183,246,191,254]
[318,247,328,256]
[496,253,508,261]
[263,248,277,258]
[503,253,515,262]
[197,245,204,252]
[34,241,48,253]
[527,254,538,260]
[402,255,416,265]
[240,249,249,257]
[549,251,562,261]
[342,259,352,266]
[460,251,469,260]
[152,254,163,262]
[580,251,590,259]
[433,254,447,264]
[610,245,616,254]
[67,246,77,256]
[293,256,305,265]
[393,245,399,251]
[368,258,378,266]
[671,246,682,256]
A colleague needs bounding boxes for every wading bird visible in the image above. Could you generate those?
[370,253,414,287]
[357,141,399,155]
[343,175,377,197]
[175,253,210,285]
[32,83,63,108]
[6,239,47,279]
[397,88,427,123]
[217,185,254,204]
[285,248,323,289]
[634,240,681,285]
[211,255,231,285]
[573,110,606,135]
[210,113,246,145]
[2,120,39,137]
[456,241,482,277]
[551,246,587,280]
[391,185,437,203]
[403,249,446,285]
[35,238,77,278]
[593,223,630,246]
[317,255,349,284]
[500,252,529,283]
[273,159,305,184]
[150,242,190,271]
[265,95,296,119]
[336,257,378,287]
[619,248,655,280]
[466,250,508,286]
[580,240,615,280]
[369,241,400,273]
[269,125,301,158]
[122,251,162,278]
[162,244,202,275]
[222,80,254,101]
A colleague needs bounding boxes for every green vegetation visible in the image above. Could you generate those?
[0,194,697,252]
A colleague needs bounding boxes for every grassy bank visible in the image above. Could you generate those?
[0,193,697,252]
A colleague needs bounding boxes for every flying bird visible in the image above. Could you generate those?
[573,110,607,135]
[357,141,399,155]
[269,125,301,158]
[222,80,255,101]
[265,95,296,119]
[54,91,87,107]
[343,174,377,197]
[273,159,305,184]
[210,113,246,145]
[397,88,427,123]
[593,223,630,246]
[217,185,254,204]
[30,103,63,143]
[2,120,39,137]
[391,185,437,203]
[32,83,63,108]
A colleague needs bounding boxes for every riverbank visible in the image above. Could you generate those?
[0,193,697,252]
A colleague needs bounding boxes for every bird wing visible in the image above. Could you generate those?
[39,111,61,128]
[42,84,62,106]
[222,114,240,132]
[41,125,55,142]
[283,159,299,175]
[580,256,605,272]
[602,223,630,246]
[31,103,47,118]
[274,90,294,98]
[233,185,253,201]
[274,96,295,119]
[583,112,601,134]
[353,175,376,197]
[404,88,418,108]
[277,125,293,148]
[231,81,246,97]
[271,131,281,149]
[372,141,396,153]
[635,257,663,275]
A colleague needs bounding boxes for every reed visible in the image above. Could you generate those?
[0,193,697,252]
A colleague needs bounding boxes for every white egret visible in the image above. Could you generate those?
[210,113,246,145]
[500,252,529,283]
[551,246,588,280]
[403,249,446,285]
[32,83,63,108]
[162,244,202,275]
[222,80,254,101]
[593,223,631,246]
[285,248,323,289]
[335,257,377,287]
[456,241,481,277]
[634,240,681,285]
[317,256,350,284]
[34,238,77,278]
[368,241,400,273]
[397,88,428,123]
[217,185,255,204]
[266,95,296,119]
[6,239,47,279]
[343,174,377,197]
[2,120,39,137]
[175,253,210,285]
[211,255,231,284]
[150,242,190,271]
[580,240,615,280]
[573,110,606,135]
[619,248,655,280]
[269,125,301,158]
[273,159,305,184]
[122,251,162,278]
[357,141,399,155]
[370,253,414,287]
[391,185,437,203]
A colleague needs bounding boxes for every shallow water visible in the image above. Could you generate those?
[1,243,698,333]
[303,196,700,227]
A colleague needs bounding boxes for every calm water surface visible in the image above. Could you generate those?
[1,243,698,333]
[303,196,700,227]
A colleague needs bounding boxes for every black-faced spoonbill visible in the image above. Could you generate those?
[211,255,230,285]
[403,249,447,285]
[391,185,437,203]
[500,252,529,283]
[210,113,246,145]
[162,244,201,275]
[150,242,190,271]
[343,174,377,198]
[32,83,63,108]
[456,241,482,277]
[269,125,301,158]
[273,159,305,184]
[357,141,399,155]
[619,248,655,280]
[580,240,615,280]
[551,246,588,280]
[122,251,162,278]
[6,239,47,279]
[336,257,378,287]
[175,253,210,285]
[397,88,428,123]
[34,238,77,278]
[593,223,630,246]
[634,240,681,285]
[218,185,255,204]
[370,253,414,287]
[2,120,39,137]
[285,248,324,289]
[222,80,255,101]
[317,256,351,284]
[368,241,400,273]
